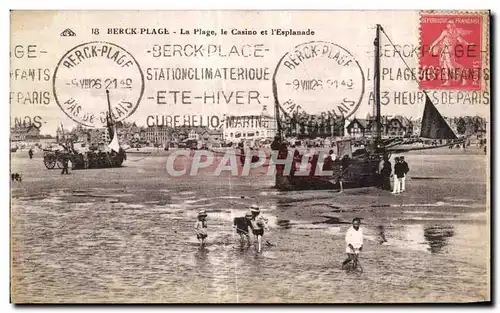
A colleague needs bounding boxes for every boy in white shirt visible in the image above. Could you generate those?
[342,218,363,268]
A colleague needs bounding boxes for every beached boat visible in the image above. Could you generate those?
[273,25,461,191]
[43,90,126,170]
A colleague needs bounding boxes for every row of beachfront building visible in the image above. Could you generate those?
[11,111,487,149]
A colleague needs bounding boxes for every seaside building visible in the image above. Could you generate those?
[200,128,224,148]
[144,126,170,146]
[86,128,110,144]
[386,116,413,138]
[346,118,373,138]
[11,125,41,142]
[223,105,278,143]
[347,115,412,139]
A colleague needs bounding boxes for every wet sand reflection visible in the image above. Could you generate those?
[424,225,455,254]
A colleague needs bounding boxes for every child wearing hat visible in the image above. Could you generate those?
[233,212,253,246]
[194,210,208,247]
[249,205,269,253]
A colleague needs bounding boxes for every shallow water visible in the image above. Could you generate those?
[10,151,489,303]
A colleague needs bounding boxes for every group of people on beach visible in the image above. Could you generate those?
[379,155,410,194]
[195,205,365,270]
[194,204,269,253]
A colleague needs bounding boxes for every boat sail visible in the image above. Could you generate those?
[103,89,127,165]
[420,95,458,140]
[377,25,462,153]
[106,90,122,153]
[273,24,463,190]
[108,126,121,153]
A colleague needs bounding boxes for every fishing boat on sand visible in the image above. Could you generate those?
[43,90,126,170]
[273,25,462,191]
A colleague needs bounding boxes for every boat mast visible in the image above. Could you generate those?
[374,24,382,146]
[273,80,283,141]
[105,89,114,139]
[106,89,113,126]
[60,123,65,143]
[59,122,72,152]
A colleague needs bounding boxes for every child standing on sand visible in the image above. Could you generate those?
[249,205,269,253]
[342,217,364,269]
[194,210,208,247]
[233,212,253,246]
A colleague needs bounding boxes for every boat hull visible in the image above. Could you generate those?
[275,157,381,191]
[43,149,127,170]
[72,150,126,170]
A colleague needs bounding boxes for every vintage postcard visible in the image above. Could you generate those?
[10,10,490,303]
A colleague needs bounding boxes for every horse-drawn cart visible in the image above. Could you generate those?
[43,150,66,169]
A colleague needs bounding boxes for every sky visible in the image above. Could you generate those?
[10,10,491,135]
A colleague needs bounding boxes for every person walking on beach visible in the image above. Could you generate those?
[249,205,269,253]
[337,155,350,193]
[342,218,364,269]
[379,154,392,191]
[28,148,33,160]
[322,149,336,172]
[194,210,208,247]
[233,212,252,246]
[61,157,69,175]
[239,145,246,165]
[400,156,410,192]
[392,157,402,194]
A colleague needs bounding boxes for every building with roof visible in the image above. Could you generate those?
[86,128,110,144]
[386,115,413,137]
[346,118,372,138]
[347,115,413,138]
[144,126,170,146]
[11,125,41,142]
[200,128,224,148]
[223,105,277,143]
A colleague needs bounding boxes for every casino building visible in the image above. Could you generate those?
[223,106,277,144]
[144,126,170,146]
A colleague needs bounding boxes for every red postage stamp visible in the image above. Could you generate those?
[419,13,483,90]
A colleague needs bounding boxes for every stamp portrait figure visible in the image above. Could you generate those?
[429,19,473,87]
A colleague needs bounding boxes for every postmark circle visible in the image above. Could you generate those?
[53,41,145,128]
[272,41,365,126]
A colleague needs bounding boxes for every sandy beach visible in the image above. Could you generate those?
[10,146,489,303]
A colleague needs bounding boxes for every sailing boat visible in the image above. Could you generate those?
[42,90,127,170]
[102,89,127,167]
[377,25,460,154]
[273,24,463,191]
